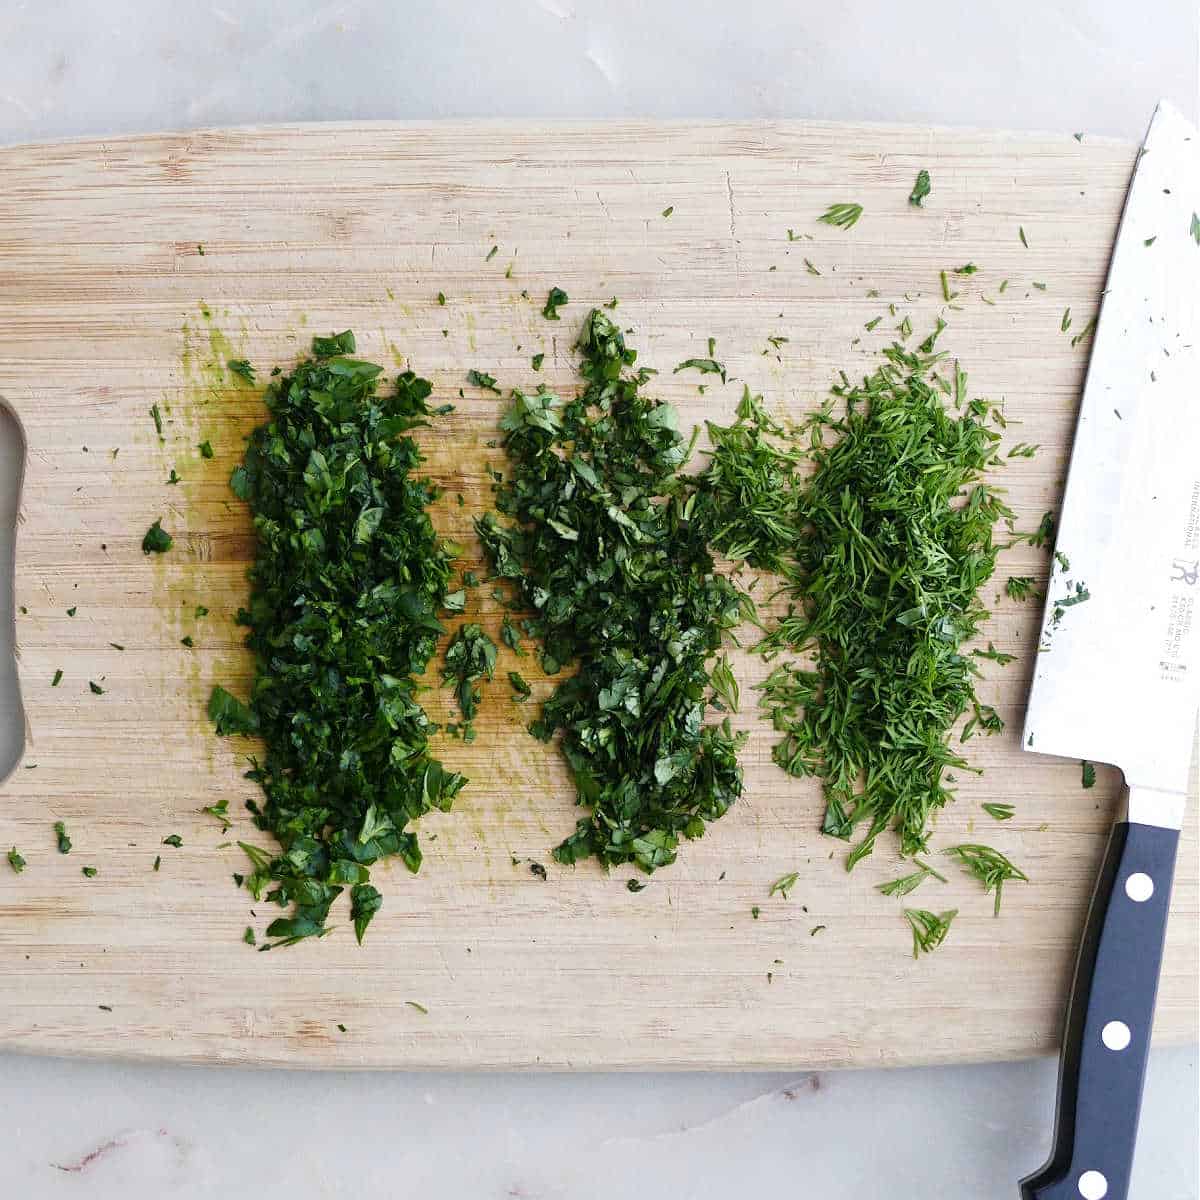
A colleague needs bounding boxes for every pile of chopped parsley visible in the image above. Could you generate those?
[211,332,465,946]
[696,340,1016,869]
[476,309,747,873]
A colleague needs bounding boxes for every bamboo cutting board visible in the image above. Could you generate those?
[0,121,1195,1070]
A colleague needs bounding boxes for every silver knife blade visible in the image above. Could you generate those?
[1022,101,1200,812]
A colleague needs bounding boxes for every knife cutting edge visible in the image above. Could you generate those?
[1020,100,1200,1200]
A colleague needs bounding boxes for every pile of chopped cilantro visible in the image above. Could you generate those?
[211,332,465,946]
[476,309,747,873]
[696,340,1015,868]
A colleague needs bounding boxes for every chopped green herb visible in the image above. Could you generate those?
[212,335,465,945]
[1005,575,1037,601]
[1060,308,1072,333]
[1191,213,1200,245]
[766,335,788,350]
[673,358,727,384]
[625,878,648,893]
[7,847,25,874]
[661,205,674,218]
[153,855,161,871]
[954,263,979,275]
[1081,761,1096,789]
[817,202,863,230]
[999,279,1009,293]
[803,258,821,275]
[207,686,258,736]
[142,520,172,555]
[508,670,532,701]
[195,605,209,618]
[150,404,163,437]
[908,170,931,207]
[311,330,356,357]
[864,317,882,332]
[972,642,1016,665]
[1018,227,1029,248]
[166,468,181,486]
[66,607,76,617]
[1007,442,1039,459]
[437,291,446,306]
[405,1000,429,1015]
[1144,236,1157,247]
[1070,316,1097,348]
[109,643,124,652]
[982,802,1016,821]
[531,352,545,371]
[698,336,1015,868]
[53,822,72,853]
[878,859,946,897]
[542,287,569,321]
[486,245,499,261]
[180,636,194,647]
[227,359,255,384]
[51,669,63,687]
[500,613,526,657]
[88,681,105,695]
[199,440,214,459]
[944,843,1028,916]
[940,271,955,303]
[443,624,498,721]
[244,926,256,945]
[81,866,98,878]
[467,369,501,394]
[904,908,956,957]
[710,654,739,713]
[751,905,761,919]
[162,834,183,848]
[201,799,232,831]
[477,309,747,873]
[810,925,827,936]
[1032,281,1047,291]
[769,871,799,899]
[351,884,383,944]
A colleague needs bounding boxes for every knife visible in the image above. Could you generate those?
[1019,101,1200,1200]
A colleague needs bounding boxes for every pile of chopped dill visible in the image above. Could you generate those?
[210,331,466,947]
[696,340,1015,868]
[477,309,748,873]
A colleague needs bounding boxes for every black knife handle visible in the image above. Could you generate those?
[1020,819,1180,1200]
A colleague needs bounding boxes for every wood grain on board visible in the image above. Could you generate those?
[0,122,1194,1069]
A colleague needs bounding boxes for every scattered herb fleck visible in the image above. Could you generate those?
[908,170,931,207]
[542,287,569,321]
[7,847,25,874]
[945,843,1028,916]
[904,908,956,957]
[54,822,71,853]
[142,520,172,555]
[817,202,863,230]
[983,802,1016,821]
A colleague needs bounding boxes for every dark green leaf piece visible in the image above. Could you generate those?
[210,333,465,946]
[477,309,747,874]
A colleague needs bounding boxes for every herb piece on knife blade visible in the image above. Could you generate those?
[818,202,863,230]
[694,333,1018,871]
[210,334,465,946]
[944,843,1028,916]
[904,908,956,957]
[476,309,747,874]
[142,520,172,554]
[909,170,931,207]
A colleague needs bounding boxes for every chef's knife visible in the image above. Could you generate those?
[1020,101,1200,1200]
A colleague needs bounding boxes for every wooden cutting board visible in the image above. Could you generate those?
[0,121,1195,1070]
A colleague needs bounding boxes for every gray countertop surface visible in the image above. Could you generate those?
[0,3,1196,1197]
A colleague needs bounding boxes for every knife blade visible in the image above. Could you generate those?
[1020,100,1200,1200]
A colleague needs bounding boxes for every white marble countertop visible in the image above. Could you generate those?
[0,3,1196,1197]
